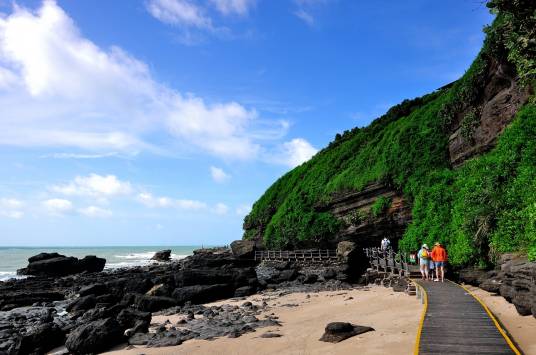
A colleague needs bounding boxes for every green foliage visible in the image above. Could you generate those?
[486,0,536,84]
[460,109,480,141]
[243,2,536,265]
[371,196,392,217]
[528,246,536,262]
[402,105,536,265]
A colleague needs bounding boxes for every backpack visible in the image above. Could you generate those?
[420,249,429,259]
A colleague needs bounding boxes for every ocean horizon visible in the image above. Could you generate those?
[0,245,208,281]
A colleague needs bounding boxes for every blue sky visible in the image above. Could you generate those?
[0,0,493,246]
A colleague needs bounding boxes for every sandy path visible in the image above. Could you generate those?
[465,285,536,355]
[106,286,421,355]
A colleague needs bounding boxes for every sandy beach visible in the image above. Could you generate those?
[105,286,421,355]
[465,285,536,355]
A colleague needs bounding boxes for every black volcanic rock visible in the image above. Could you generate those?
[17,254,105,277]
[172,284,233,305]
[230,240,256,259]
[135,295,177,312]
[151,249,172,261]
[79,283,108,297]
[117,308,151,333]
[65,318,124,355]
[319,322,374,343]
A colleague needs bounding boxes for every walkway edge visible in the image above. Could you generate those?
[451,281,522,355]
[413,281,428,355]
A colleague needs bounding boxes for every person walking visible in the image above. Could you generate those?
[380,237,391,256]
[431,242,448,282]
[417,244,430,281]
[429,259,436,281]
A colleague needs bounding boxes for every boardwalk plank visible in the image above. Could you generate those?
[416,281,516,355]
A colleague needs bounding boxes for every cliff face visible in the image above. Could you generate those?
[243,1,535,267]
[320,183,411,247]
[448,60,531,167]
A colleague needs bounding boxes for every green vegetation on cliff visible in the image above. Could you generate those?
[244,1,536,266]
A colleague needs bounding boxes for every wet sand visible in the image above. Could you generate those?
[106,286,421,355]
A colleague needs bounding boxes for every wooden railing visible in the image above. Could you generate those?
[364,247,411,276]
[254,249,337,262]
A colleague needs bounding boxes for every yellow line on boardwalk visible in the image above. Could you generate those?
[451,281,522,355]
[413,281,428,355]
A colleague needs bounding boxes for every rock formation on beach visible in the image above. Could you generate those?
[16,253,105,277]
[151,249,172,261]
[0,246,359,354]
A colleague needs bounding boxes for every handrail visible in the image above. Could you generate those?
[254,249,337,262]
[364,246,411,276]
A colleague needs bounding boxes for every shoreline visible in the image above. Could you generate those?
[104,285,421,355]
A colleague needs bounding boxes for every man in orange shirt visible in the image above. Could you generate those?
[431,242,447,282]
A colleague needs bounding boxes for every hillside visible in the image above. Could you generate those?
[243,0,536,268]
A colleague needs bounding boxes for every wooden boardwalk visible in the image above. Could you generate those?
[415,280,520,355]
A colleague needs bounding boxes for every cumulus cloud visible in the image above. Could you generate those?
[78,206,113,218]
[51,174,132,198]
[0,198,24,218]
[272,138,317,167]
[214,202,229,215]
[137,192,207,210]
[42,198,73,215]
[0,1,284,160]
[210,166,231,183]
[209,0,255,16]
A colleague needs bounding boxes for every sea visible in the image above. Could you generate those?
[0,246,199,282]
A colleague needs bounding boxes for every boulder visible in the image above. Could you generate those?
[65,318,124,354]
[302,273,318,284]
[66,295,97,312]
[175,269,234,287]
[17,254,106,277]
[77,256,106,273]
[234,285,256,297]
[15,323,65,355]
[116,308,151,333]
[321,268,337,280]
[135,295,177,312]
[28,252,64,263]
[336,241,367,281]
[336,241,357,261]
[230,240,256,259]
[459,268,489,286]
[172,284,233,305]
[79,283,108,297]
[151,250,172,262]
[319,322,374,343]
[277,269,298,282]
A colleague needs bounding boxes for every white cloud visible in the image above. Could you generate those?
[273,138,317,167]
[0,198,24,218]
[42,198,73,215]
[293,0,330,26]
[235,203,251,216]
[209,0,255,16]
[210,166,231,183]
[137,192,207,210]
[146,0,213,29]
[52,174,132,198]
[78,205,112,218]
[214,202,229,215]
[294,9,314,26]
[0,1,285,161]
